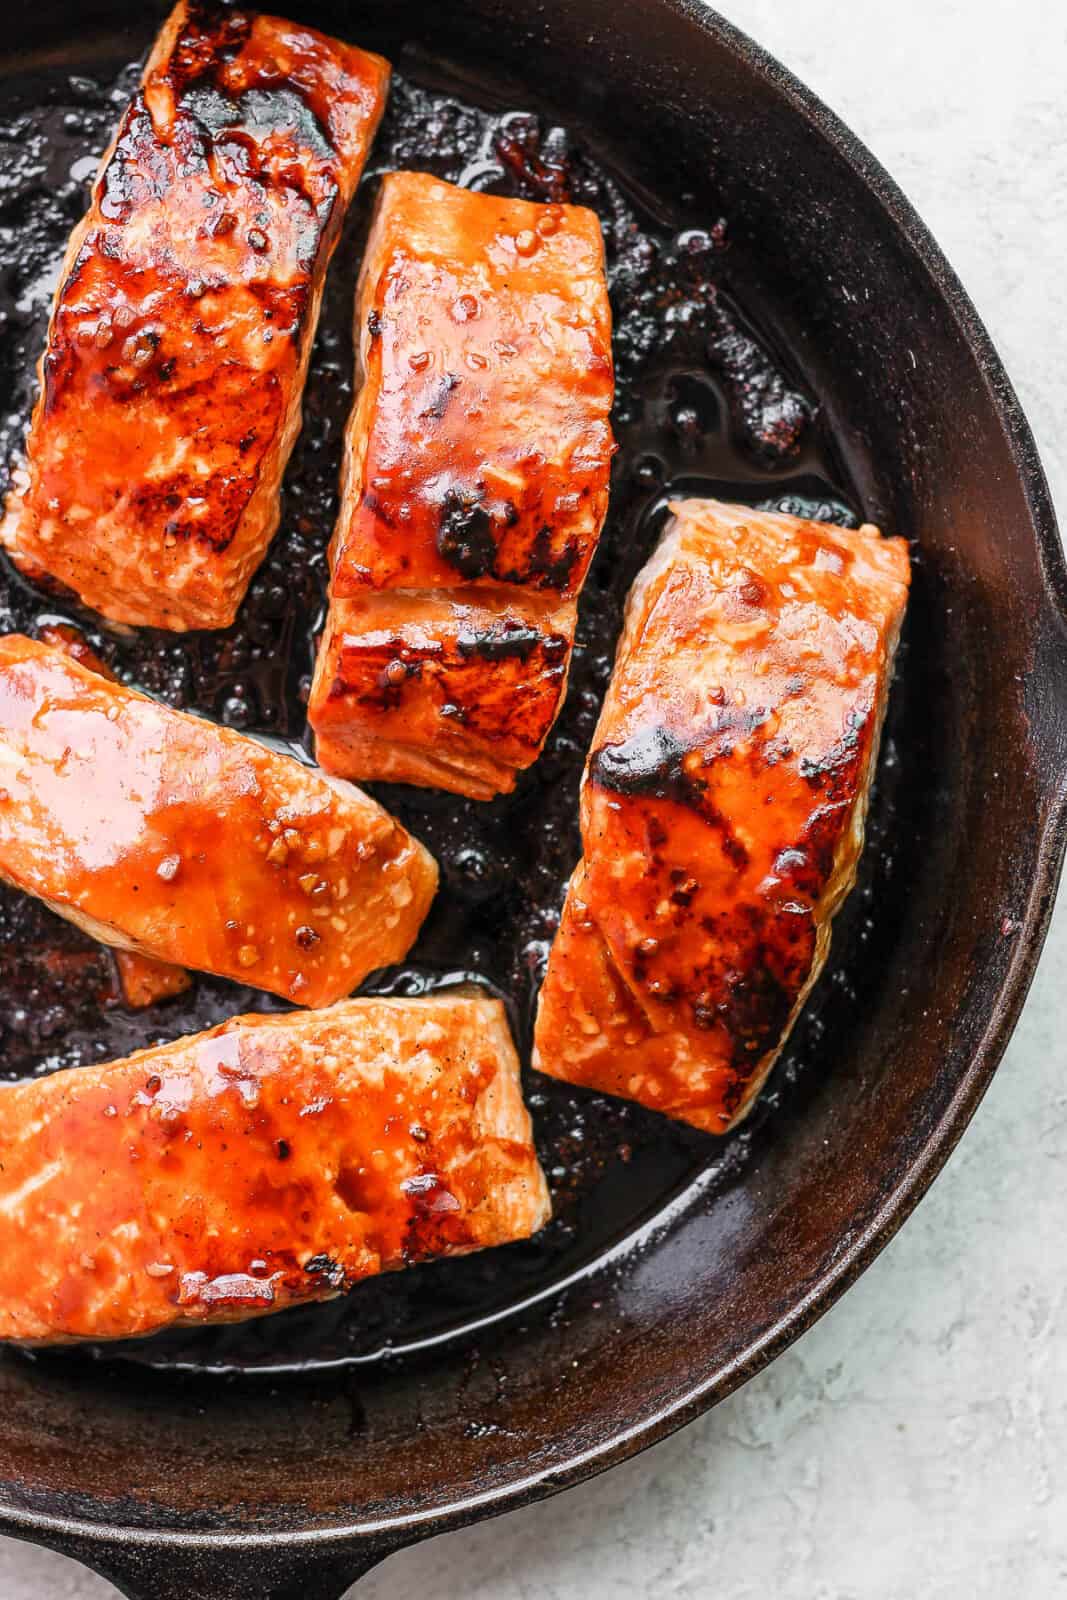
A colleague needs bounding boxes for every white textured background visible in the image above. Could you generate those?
[4,0,1066,1595]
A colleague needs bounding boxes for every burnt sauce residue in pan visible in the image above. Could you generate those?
[0,51,903,1375]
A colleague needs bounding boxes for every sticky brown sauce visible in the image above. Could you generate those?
[0,45,904,1375]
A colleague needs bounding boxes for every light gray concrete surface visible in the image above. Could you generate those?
[3,1,1065,1595]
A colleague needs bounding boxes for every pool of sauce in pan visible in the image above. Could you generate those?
[0,49,903,1377]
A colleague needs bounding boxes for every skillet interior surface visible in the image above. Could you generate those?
[0,1,1064,1594]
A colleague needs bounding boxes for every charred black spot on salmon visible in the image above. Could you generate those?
[801,801,852,886]
[304,1254,347,1291]
[719,832,749,869]
[591,726,752,865]
[799,706,870,791]
[456,623,549,662]
[367,309,382,338]
[97,99,168,223]
[129,465,254,554]
[717,960,796,1070]
[527,526,580,590]
[436,488,496,578]
[180,85,335,165]
[491,525,581,591]
[172,6,254,92]
[695,702,771,768]
[589,726,690,800]
[276,1138,291,1161]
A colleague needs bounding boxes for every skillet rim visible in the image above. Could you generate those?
[1,0,1066,1575]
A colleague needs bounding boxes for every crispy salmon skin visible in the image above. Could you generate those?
[533,498,911,1133]
[0,995,551,1344]
[0,634,437,1006]
[309,171,614,799]
[1,2,389,630]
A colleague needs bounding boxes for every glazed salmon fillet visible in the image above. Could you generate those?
[533,499,911,1133]
[0,635,437,1007]
[0,994,551,1344]
[1,2,389,631]
[308,171,614,800]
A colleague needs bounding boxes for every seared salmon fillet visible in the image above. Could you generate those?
[0,994,551,1344]
[1,2,389,631]
[533,499,911,1133]
[0,635,437,1006]
[308,171,614,799]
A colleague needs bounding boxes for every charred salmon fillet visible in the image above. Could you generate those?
[1,2,390,630]
[0,634,437,1006]
[308,171,614,800]
[533,498,911,1133]
[0,994,551,1344]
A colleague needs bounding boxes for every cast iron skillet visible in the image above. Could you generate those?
[0,1,1065,1595]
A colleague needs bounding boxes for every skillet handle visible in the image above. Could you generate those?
[36,1532,393,1599]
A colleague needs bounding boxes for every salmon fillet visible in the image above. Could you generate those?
[308,171,614,799]
[0,994,551,1344]
[1,2,390,631]
[533,498,911,1133]
[0,635,437,1006]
